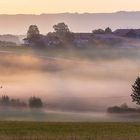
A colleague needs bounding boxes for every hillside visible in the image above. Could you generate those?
[0,11,140,34]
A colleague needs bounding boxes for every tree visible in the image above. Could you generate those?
[27,25,40,39]
[53,22,70,35]
[10,99,27,107]
[0,95,10,106]
[29,97,43,108]
[120,103,128,109]
[105,27,112,34]
[53,22,74,45]
[24,25,45,47]
[131,77,140,105]
[92,29,105,34]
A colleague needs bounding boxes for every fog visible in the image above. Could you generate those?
[0,47,139,121]
[0,48,139,114]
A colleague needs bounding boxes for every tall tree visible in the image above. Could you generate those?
[131,77,140,105]
[27,25,40,39]
[24,25,45,47]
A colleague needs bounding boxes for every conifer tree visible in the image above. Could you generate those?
[131,77,140,105]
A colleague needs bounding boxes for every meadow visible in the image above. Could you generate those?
[0,122,139,140]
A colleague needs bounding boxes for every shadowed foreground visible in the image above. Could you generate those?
[0,122,140,140]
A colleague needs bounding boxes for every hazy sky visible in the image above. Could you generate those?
[0,0,140,14]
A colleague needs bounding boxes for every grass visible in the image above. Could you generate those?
[0,122,140,140]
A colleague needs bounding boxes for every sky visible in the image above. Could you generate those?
[0,0,140,14]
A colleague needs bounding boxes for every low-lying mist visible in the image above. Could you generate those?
[0,47,139,115]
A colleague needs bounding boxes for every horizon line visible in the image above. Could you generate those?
[0,11,140,16]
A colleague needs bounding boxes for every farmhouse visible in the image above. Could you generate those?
[114,29,140,38]
[73,33,93,47]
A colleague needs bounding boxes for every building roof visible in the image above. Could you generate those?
[114,29,140,36]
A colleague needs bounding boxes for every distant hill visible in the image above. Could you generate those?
[1,11,140,34]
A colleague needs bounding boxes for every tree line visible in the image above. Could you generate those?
[0,95,43,109]
[24,22,112,48]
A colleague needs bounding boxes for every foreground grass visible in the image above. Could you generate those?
[0,122,140,140]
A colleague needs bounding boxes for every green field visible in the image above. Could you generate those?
[0,122,140,140]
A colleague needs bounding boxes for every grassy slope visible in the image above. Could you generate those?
[0,122,140,140]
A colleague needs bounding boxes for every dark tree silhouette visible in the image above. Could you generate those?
[24,25,45,47]
[53,22,74,45]
[27,25,40,39]
[0,95,10,106]
[29,97,43,108]
[53,22,70,34]
[10,99,27,107]
[131,77,140,105]
[107,103,138,114]
[0,95,27,107]
[105,27,112,34]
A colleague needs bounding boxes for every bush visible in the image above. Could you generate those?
[107,103,139,114]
